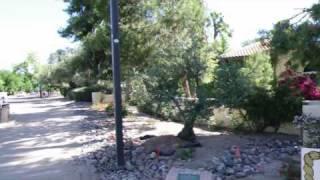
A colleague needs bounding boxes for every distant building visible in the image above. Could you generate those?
[219,40,313,77]
[220,40,270,62]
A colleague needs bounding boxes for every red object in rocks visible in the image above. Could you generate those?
[155,148,160,158]
[235,146,241,159]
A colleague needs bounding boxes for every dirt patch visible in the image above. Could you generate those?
[142,135,183,154]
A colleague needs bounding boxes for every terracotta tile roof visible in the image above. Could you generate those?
[220,40,270,59]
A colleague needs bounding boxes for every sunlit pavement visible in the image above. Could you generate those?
[0,96,97,180]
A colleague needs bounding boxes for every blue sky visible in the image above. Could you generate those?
[206,0,319,49]
[0,0,318,70]
[0,0,74,70]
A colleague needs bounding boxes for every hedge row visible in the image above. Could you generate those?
[63,86,112,102]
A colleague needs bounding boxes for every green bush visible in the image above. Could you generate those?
[67,85,107,102]
[59,87,69,97]
[243,88,274,131]
[243,86,302,132]
[213,52,292,132]
[214,62,252,108]
[214,52,273,108]
[177,148,194,160]
[137,101,181,121]
[127,73,149,106]
[271,85,303,124]
[105,103,128,117]
[128,73,181,121]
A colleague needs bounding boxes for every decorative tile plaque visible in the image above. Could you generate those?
[166,167,212,180]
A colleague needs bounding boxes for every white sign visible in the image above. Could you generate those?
[302,148,320,180]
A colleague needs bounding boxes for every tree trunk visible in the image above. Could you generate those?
[172,96,197,141]
[182,74,192,98]
[39,84,43,98]
[177,119,196,141]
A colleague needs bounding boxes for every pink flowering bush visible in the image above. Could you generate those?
[279,69,320,100]
[297,76,320,100]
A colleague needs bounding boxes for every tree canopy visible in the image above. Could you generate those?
[51,0,232,140]
[267,3,320,69]
[0,53,41,94]
[57,0,231,83]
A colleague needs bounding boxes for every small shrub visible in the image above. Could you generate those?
[105,103,128,117]
[91,103,108,111]
[59,87,69,97]
[128,72,183,122]
[176,148,193,160]
[137,102,156,116]
[68,87,91,101]
[137,101,181,121]
[243,88,274,131]
[127,73,149,106]
[243,85,302,132]
[272,84,303,123]
[68,85,107,102]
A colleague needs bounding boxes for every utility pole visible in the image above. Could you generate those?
[109,0,125,166]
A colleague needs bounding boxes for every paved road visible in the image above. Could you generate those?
[0,97,97,180]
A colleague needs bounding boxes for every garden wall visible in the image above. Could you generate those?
[137,99,300,135]
[200,107,300,135]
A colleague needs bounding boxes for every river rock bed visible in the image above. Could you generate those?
[80,134,300,180]
[83,137,173,180]
[77,110,301,180]
[206,138,301,179]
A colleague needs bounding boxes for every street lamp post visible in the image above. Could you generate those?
[109,0,125,166]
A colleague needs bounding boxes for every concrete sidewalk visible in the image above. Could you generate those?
[0,97,97,180]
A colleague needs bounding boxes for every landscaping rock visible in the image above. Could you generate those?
[207,138,300,179]
[225,167,235,175]
[150,152,157,159]
[235,172,247,178]
[216,163,226,174]
[77,107,301,180]
[125,161,135,171]
[159,148,176,156]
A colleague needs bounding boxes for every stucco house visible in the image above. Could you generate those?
[219,40,312,77]
[220,40,270,62]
